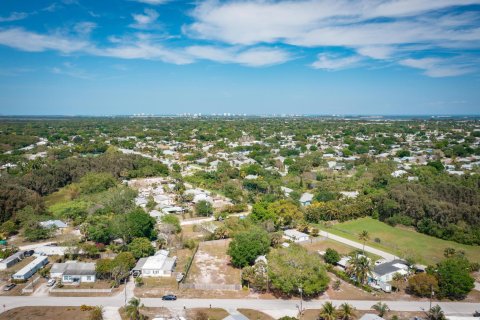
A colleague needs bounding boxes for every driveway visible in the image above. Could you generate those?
[318,230,397,260]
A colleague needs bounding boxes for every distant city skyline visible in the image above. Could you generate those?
[1,0,479,115]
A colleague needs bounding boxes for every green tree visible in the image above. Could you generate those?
[161,214,181,233]
[227,228,270,268]
[371,302,389,317]
[436,256,474,299]
[324,248,340,265]
[128,237,155,259]
[318,301,337,320]
[79,172,117,194]
[195,200,213,217]
[267,244,329,297]
[115,208,156,243]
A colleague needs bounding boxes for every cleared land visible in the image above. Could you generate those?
[0,307,90,320]
[321,217,480,264]
[187,239,241,286]
[186,308,229,320]
[238,309,275,320]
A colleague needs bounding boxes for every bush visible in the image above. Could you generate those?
[407,273,439,297]
[324,248,340,265]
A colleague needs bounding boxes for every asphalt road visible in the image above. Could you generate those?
[1,295,479,316]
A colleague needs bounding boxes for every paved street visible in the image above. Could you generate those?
[1,295,479,317]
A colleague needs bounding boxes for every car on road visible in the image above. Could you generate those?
[47,279,56,287]
[161,294,177,301]
[3,283,16,291]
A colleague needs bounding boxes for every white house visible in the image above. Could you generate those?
[51,261,96,283]
[299,193,314,206]
[372,259,409,283]
[283,229,309,242]
[39,220,68,229]
[132,250,176,278]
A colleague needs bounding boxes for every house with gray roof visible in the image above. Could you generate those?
[50,261,96,283]
[0,251,25,270]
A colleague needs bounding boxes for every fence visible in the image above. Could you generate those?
[181,244,199,284]
[179,283,241,291]
[21,276,41,294]
[49,288,113,293]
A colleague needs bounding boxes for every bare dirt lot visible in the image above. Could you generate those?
[187,239,241,286]
[0,306,91,320]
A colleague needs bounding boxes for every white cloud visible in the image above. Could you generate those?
[131,9,159,29]
[356,46,395,59]
[0,12,29,22]
[74,22,97,37]
[52,62,93,79]
[0,28,90,53]
[399,58,476,77]
[186,46,291,67]
[185,0,480,76]
[311,53,361,70]
[133,0,170,5]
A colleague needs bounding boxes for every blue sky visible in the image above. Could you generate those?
[0,0,479,115]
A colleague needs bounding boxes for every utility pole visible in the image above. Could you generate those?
[429,284,434,311]
[124,278,127,306]
[298,287,303,318]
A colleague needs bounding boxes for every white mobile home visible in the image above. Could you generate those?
[283,229,309,242]
[12,255,48,281]
[0,251,25,270]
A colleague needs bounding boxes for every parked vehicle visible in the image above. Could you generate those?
[47,279,56,287]
[3,283,16,291]
[24,250,35,257]
[162,294,177,301]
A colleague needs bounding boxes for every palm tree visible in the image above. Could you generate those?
[346,253,373,285]
[318,301,337,320]
[358,230,370,254]
[125,297,145,320]
[337,303,356,320]
[427,305,446,320]
[371,302,390,317]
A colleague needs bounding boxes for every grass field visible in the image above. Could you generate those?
[320,217,480,264]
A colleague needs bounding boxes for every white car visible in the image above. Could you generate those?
[47,279,56,287]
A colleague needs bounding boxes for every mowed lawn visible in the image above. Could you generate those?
[321,217,480,265]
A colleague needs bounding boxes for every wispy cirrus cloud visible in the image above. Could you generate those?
[0,12,30,22]
[399,57,477,77]
[132,0,171,5]
[185,45,291,67]
[0,27,90,53]
[311,53,362,70]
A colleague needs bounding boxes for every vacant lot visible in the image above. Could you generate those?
[238,309,275,320]
[0,307,90,320]
[187,239,241,286]
[322,217,480,264]
[186,308,229,320]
